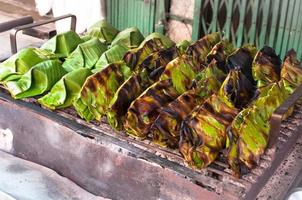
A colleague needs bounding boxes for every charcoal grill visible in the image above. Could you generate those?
[0,15,301,200]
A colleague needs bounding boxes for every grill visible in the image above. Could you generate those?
[0,15,301,200]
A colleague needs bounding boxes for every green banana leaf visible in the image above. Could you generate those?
[281,49,302,94]
[252,46,281,88]
[176,40,191,54]
[94,44,129,71]
[110,27,144,48]
[138,32,175,49]
[186,32,221,65]
[38,68,92,109]
[86,20,119,44]
[62,38,107,72]
[5,60,66,99]
[123,38,165,70]
[124,79,180,138]
[160,54,200,94]
[107,47,180,130]
[151,60,226,148]
[81,35,92,42]
[74,62,131,121]
[0,48,56,82]
[41,31,83,58]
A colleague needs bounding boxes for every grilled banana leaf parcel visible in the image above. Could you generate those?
[179,70,255,168]
[41,31,83,58]
[151,61,226,148]
[74,62,131,121]
[252,46,281,88]
[124,79,180,138]
[176,40,191,54]
[186,32,221,65]
[281,49,302,94]
[0,48,56,82]
[86,20,119,44]
[62,38,107,72]
[94,44,129,71]
[107,47,180,130]
[138,32,175,49]
[110,27,144,48]
[123,38,165,70]
[38,68,92,109]
[5,60,66,99]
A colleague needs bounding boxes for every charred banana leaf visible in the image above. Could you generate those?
[138,32,175,49]
[62,38,107,72]
[94,44,129,71]
[74,62,131,121]
[186,32,221,65]
[86,20,119,44]
[151,61,226,148]
[41,31,83,58]
[123,38,165,70]
[0,48,56,82]
[176,40,191,54]
[107,47,180,130]
[252,46,281,88]
[124,79,180,138]
[38,68,92,109]
[5,60,66,99]
[110,27,144,48]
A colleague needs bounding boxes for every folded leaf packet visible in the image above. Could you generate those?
[41,31,83,58]
[5,60,67,99]
[0,48,56,82]
[86,20,119,44]
[62,38,107,72]
[38,68,92,109]
[110,27,144,48]
[138,32,175,49]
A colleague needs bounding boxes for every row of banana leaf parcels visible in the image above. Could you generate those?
[1,20,302,177]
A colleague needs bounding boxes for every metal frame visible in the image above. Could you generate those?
[9,14,77,54]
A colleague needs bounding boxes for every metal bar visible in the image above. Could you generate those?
[0,16,33,33]
[9,14,76,54]
[268,0,281,48]
[248,0,260,45]
[258,0,271,48]
[236,0,247,47]
[275,0,289,55]
[192,0,203,40]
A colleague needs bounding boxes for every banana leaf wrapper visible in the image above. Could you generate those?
[123,38,165,70]
[252,46,281,88]
[281,49,302,94]
[138,32,175,49]
[160,54,202,94]
[107,47,180,130]
[62,38,107,72]
[124,79,180,138]
[151,61,226,148]
[74,62,131,121]
[94,44,129,71]
[176,40,191,54]
[226,45,257,85]
[179,94,238,168]
[41,31,83,58]
[38,68,92,109]
[206,39,236,73]
[186,32,221,65]
[86,20,119,44]
[110,27,144,48]
[227,82,288,176]
[5,60,67,99]
[0,48,56,82]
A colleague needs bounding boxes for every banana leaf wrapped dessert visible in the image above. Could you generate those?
[0,48,56,82]
[151,60,226,148]
[38,68,92,109]
[74,62,131,121]
[41,31,83,58]
[94,44,129,71]
[5,60,66,99]
[62,38,107,72]
[138,32,174,49]
[124,79,180,138]
[186,32,221,65]
[252,46,281,88]
[110,27,144,48]
[107,47,180,130]
[86,20,119,44]
[176,40,191,54]
[179,70,255,169]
